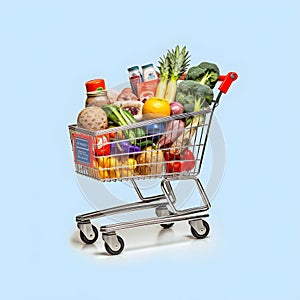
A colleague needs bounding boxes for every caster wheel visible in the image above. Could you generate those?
[79,225,98,244]
[160,222,174,229]
[104,236,125,255]
[190,220,210,239]
[159,210,174,229]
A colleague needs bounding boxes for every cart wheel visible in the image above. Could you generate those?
[159,210,174,229]
[79,225,98,244]
[160,222,174,229]
[190,220,210,239]
[104,236,125,255]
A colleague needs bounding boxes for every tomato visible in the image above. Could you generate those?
[166,161,184,173]
[164,151,175,161]
[181,149,196,171]
[164,149,195,173]
[94,134,110,156]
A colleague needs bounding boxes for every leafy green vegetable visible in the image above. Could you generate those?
[102,104,145,140]
[175,80,214,113]
[185,62,220,89]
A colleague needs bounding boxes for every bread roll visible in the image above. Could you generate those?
[77,106,108,131]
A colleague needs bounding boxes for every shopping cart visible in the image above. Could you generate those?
[68,72,238,255]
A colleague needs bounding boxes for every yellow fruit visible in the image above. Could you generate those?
[109,169,121,179]
[104,157,119,169]
[120,167,134,178]
[142,97,171,120]
[97,157,108,168]
[99,167,110,179]
[124,158,137,171]
[93,159,99,168]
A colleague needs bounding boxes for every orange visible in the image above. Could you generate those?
[142,97,171,120]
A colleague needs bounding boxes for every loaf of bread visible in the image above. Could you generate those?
[77,106,108,131]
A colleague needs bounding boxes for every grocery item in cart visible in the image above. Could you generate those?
[137,79,159,102]
[77,106,108,131]
[85,78,106,91]
[116,87,138,101]
[128,66,142,96]
[85,90,110,107]
[135,146,164,175]
[141,63,158,81]
[156,46,190,102]
[112,100,144,121]
[142,97,171,120]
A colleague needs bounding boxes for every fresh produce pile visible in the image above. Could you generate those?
[75,45,220,180]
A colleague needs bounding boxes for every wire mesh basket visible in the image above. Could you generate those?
[69,108,212,183]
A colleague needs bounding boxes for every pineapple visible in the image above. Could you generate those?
[155,45,190,102]
[155,54,171,98]
[165,45,190,102]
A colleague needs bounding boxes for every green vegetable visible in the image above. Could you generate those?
[185,62,220,89]
[122,110,145,138]
[102,104,145,141]
[175,80,214,113]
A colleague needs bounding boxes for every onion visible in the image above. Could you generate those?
[170,101,184,115]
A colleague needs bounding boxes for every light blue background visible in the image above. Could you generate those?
[0,1,299,299]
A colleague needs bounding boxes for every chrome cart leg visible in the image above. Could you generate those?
[160,180,177,213]
[161,176,211,214]
[155,205,174,229]
[102,232,125,255]
[131,179,166,202]
[194,177,211,209]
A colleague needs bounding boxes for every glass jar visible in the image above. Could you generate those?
[85,90,109,107]
[85,78,106,92]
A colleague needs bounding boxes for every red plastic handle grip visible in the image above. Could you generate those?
[218,72,238,94]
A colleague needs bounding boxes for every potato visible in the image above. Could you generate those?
[136,146,165,175]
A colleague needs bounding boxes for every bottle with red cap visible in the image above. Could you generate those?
[84,78,109,107]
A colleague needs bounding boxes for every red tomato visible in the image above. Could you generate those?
[181,149,195,171]
[166,161,184,173]
[164,151,180,161]
[94,134,110,156]
[164,149,195,173]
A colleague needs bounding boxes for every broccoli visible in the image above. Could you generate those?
[175,80,214,113]
[185,62,220,89]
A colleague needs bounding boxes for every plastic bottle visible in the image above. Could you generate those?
[128,66,142,96]
[141,64,158,81]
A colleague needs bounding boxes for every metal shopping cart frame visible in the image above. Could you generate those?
[68,72,238,255]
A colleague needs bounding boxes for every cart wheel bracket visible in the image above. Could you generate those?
[155,205,170,217]
[78,221,96,241]
[189,219,208,236]
[156,205,175,229]
[102,233,122,251]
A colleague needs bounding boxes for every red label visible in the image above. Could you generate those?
[129,75,141,96]
[72,133,94,168]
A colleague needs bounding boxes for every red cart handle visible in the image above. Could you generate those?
[218,72,238,94]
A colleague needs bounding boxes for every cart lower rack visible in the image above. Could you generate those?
[68,72,238,255]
